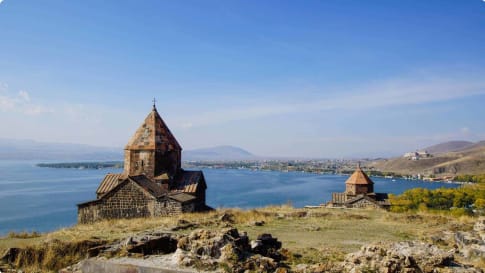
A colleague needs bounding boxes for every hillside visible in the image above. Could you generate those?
[370,141,485,176]
[423,140,474,154]
[183,145,256,161]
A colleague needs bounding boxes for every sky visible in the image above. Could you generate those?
[1,0,485,158]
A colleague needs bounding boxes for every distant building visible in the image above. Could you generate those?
[329,165,390,209]
[403,150,431,160]
[77,103,211,224]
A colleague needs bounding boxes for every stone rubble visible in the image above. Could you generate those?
[340,241,482,273]
[28,217,485,273]
[454,217,485,259]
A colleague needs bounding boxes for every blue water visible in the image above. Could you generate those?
[0,160,460,235]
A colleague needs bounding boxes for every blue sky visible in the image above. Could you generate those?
[1,0,485,158]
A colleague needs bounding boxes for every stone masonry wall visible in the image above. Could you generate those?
[124,150,156,179]
[347,198,380,209]
[78,181,192,223]
[152,198,183,216]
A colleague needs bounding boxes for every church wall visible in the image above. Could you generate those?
[345,184,355,195]
[124,150,156,179]
[346,198,380,209]
[78,203,100,224]
[154,150,181,178]
[79,181,155,223]
[151,198,184,216]
[100,181,154,219]
[78,182,195,223]
[346,184,372,195]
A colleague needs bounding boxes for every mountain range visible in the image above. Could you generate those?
[0,139,255,161]
[183,145,255,161]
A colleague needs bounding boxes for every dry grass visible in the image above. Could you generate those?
[0,206,478,272]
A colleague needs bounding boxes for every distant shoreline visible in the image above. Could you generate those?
[36,161,123,169]
[35,161,468,185]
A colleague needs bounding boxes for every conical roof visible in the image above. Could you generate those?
[345,167,374,185]
[125,105,182,151]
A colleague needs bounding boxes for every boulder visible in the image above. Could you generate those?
[340,241,478,273]
[473,217,485,241]
[454,218,485,259]
[219,213,235,223]
[126,233,178,255]
[177,228,243,260]
[100,232,179,256]
[0,248,20,264]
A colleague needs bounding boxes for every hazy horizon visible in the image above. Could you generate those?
[1,1,485,158]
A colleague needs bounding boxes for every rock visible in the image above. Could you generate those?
[275,267,289,273]
[251,234,283,261]
[86,245,109,258]
[178,228,242,260]
[473,217,485,232]
[171,220,199,231]
[252,221,265,226]
[123,236,135,246]
[474,217,485,241]
[340,241,483,273]
[174,228,286,272]
[0,248,19,264]
[219,213,235,223]
[234,255,278,273]
[126,233,178,255]
[455,232,481,247]
[454,219,485,259]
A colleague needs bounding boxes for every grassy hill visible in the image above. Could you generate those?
[370,142,485,176]
[0,206,479,272]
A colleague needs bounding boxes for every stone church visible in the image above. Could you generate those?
[329,165,390,209]
[78,103,211,223]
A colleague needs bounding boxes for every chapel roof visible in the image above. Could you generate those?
[345,166,374,185]
[96,173,125,196]
[128,175,168,197]
[125,104,181,151]
[170,170,205,193]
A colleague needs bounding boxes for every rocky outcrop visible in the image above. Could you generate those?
[454,217,485,259]
[340,241,482,273]
[61,228,285,273]
[176,228,285,272]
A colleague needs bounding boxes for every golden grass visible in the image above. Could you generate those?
[0,206,479,272]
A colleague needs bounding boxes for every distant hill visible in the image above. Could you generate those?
[0,138,122,160]
[423,141,474,154]
[0,139,256,162]
[370,140,485,176]
[183,145,255,161]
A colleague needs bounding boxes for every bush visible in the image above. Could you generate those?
[390,181,485,215]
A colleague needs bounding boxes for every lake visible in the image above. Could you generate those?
[0,160,460,235]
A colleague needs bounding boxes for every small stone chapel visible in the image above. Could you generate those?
[77,102,211,223]
[329,165,390,209]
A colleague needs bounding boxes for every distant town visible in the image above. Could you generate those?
[37,158,459,182]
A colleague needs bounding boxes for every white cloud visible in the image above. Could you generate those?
[173,73,485,128]
[0,95,16,112]
[180,122,193,129]
[18,90,30,102]
[461,127,470,136]
[0,85,54,115]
